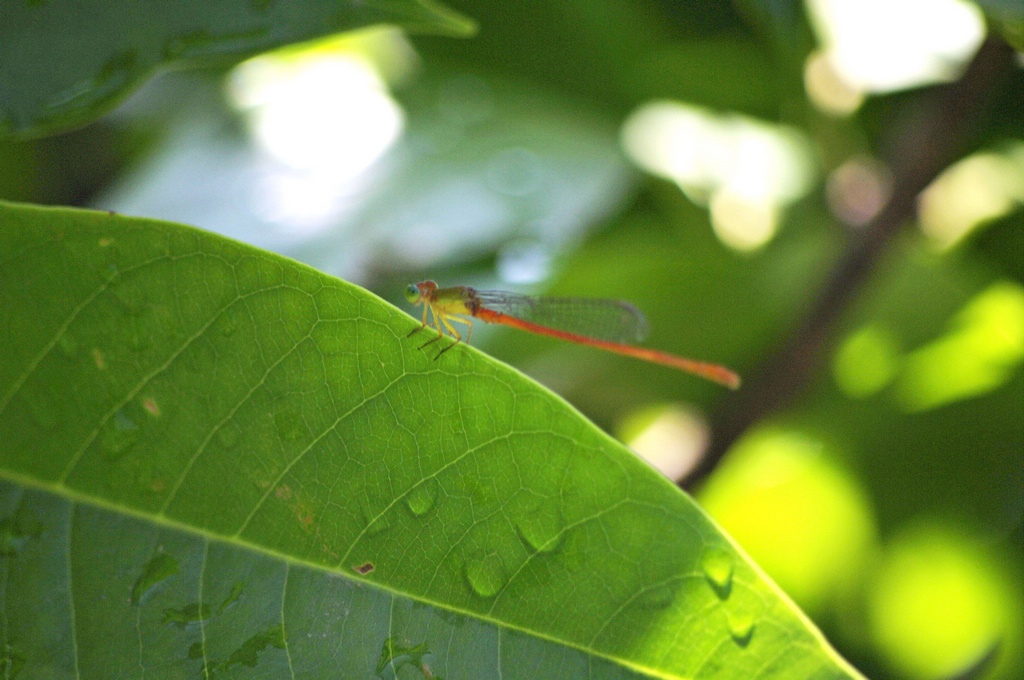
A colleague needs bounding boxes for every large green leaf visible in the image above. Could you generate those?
[0,200,863,679]
[0,0,474,140]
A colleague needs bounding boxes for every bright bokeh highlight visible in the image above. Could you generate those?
[918,143,1024,249]
[895,281,1024,412]
[619,403,710,482]
[866,523,1023,680]
[805,0,985,102]
[227,29,413,231]
[834,324,902,398]
[230,52,403,173]
[697,427,876,615]
[803,49,864,115]
[621,101,816,251]
[825,156,892,227]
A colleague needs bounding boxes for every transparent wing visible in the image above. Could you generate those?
[474,291,649,344]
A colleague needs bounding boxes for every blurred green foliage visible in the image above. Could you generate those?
[1,0,1022,679]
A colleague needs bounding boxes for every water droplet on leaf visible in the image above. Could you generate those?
[701,546,734,598]
[727,610,756,646]
[218,582,244,614]
[101,410,141,460]
[515,504,565,553]
[217,625,286,671]
[365,516,391,537]
[405,479,438,516]
[162,603,210,627]
[361,503,391,537]
[375,637,432,678]
[132,552,179,605]
[640,583,678,611]
[465,552,506,598]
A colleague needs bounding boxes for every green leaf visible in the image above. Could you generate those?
[0,200,863,679]
[0,0,474,140]
[973,0,1024,51]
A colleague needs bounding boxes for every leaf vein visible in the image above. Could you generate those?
[56,283,295,485]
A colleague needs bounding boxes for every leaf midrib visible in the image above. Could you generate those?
[2,468,690,680]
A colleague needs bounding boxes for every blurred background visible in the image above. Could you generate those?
[2,1,1022,678]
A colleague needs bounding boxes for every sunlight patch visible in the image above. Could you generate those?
[621,101,816,251]
[226,29,412,232]
[805,0,985,104]
[894,281,1024,412]
[918,143,1024,250]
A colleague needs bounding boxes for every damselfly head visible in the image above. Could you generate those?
[405,281,438,305]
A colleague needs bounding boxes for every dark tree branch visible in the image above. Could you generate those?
[685,36,1017,491]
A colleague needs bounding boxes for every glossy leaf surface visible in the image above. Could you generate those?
[0,201,862,679]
